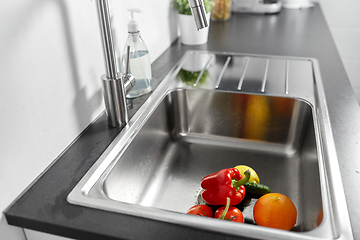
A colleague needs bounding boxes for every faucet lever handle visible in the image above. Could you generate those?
[125,45,131,75]
[123,45,136,94]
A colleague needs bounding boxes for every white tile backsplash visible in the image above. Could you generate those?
[331,29,360,60]
[343,60,360,87]
[316,0,360,103]
[317,0,360,28]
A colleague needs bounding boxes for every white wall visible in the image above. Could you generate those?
[316,0,360,103]
[0,0,177,239]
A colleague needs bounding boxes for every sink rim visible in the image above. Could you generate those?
[67,51,353,240]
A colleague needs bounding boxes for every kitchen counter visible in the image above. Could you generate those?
[5,4,360,240]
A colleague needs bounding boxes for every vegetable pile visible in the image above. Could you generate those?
[186,165,297,231]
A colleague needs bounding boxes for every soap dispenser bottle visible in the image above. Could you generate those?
[121,8,152,98]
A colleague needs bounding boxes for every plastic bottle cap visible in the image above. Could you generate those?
[127,8,141,32]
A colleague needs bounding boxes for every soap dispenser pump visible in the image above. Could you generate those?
[121,8,152,98]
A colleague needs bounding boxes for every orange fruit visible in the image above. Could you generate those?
[253,193,297,231]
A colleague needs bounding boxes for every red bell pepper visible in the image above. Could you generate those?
[201,168,250,206]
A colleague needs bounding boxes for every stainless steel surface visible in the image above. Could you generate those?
[68,51,353,239]
[97,0,118,79]
[123,46,136,93]
[188,0,209,30]
[101,75,127,127]
[96,0,134,127]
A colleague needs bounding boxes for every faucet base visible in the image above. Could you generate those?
[101,75,128,128]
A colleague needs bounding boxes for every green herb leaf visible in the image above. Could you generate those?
[177,69,209,86]
[172,0,214,15]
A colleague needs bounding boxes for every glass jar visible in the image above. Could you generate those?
[211,0,232,21]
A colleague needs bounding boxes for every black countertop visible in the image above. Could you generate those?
[5,4,360,240]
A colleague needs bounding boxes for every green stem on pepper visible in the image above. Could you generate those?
[232,169,250,190]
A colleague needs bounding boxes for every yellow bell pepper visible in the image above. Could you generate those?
[234,165,260,184]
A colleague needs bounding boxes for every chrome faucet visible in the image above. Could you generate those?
[96,0,135,128]
[96,0,208,127]
[188,0,209,30]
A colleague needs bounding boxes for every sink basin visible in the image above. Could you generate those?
[68,51,353,239]
[104,88,319,228]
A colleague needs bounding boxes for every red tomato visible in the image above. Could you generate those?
[187,205,213,217]
[214,206,244,223]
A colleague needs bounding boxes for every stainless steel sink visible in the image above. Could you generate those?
[68,51,353,239]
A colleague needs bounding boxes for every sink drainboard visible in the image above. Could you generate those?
[172,51,314,100]
[68,51,353,240]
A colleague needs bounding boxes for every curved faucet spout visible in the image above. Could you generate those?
[188,0,209,30]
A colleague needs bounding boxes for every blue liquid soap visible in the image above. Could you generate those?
[121,8,152,98]
[122,50,152,98]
